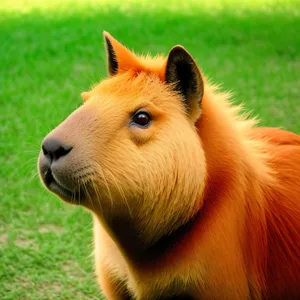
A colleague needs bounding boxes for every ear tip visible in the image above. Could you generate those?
[103,30,111,40]
[103,31,117,44]
[169,45,189,55]
[172,44,186,50]
[167,45,195,64]
[103,31,114,51]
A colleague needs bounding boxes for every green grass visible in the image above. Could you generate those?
[0,0,299,299]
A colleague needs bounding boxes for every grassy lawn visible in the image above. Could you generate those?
[0,0,299,299]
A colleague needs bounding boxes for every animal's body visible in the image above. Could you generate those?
[38,32,300,299]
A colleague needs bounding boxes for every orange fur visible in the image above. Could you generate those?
[38,32,300,299]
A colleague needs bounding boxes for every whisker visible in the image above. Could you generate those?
[28,171,39,184]
[90,178,101,213]
[105,168,132,218]
[9,157,38,180]
[94,164,114,211]
[77,177,81,207]
[90,172,106,214]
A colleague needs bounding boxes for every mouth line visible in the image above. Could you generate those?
[44,170,74,200]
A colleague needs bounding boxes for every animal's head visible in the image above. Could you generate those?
[38,32,207,244]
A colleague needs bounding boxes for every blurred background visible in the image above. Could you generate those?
[0,0,299,299]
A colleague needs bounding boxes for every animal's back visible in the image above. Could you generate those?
[250,127,300,146]
[251,127,300,298]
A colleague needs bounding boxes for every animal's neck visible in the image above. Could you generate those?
[196,88,270,290]
[97,204,202,267]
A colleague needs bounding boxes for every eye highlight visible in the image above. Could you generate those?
[131,110,152,128]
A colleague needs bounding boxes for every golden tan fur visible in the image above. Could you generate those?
[38,32,300,299]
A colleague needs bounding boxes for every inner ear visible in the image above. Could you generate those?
[103,31,141,77]
[104,35,118,76]
[165,46,204,115]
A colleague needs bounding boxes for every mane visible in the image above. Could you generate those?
[197,80,300,297]
[199,79,276,180]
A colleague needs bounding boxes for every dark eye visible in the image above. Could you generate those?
[131,111,152,128]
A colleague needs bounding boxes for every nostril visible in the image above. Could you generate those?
[42,145,48,156]
[42,138,73,161]
[56,145,72,158]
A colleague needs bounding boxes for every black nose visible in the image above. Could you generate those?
[42,138,73,162]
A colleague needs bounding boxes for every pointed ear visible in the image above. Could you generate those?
[103,31,140,76]
[165,46,204,117]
